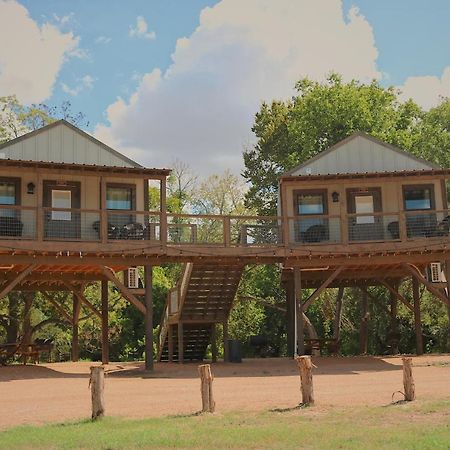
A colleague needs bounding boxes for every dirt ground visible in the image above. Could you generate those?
[1,354,450,430]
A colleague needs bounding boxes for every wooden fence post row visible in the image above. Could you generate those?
[198,364,215,413]
[90,366,105,420]
[295,355,314,406]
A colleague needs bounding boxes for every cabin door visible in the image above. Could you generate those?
[346,188,383,241]
[43,181,81,239]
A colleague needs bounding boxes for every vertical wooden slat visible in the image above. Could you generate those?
[72,293,81,362]
[294,267,304,355]
[223,216,231,247]
[160,177,167,245]
[285,276,295,357]
[144,265,153,371]
[36,172,43,241]
[100,176,108,244]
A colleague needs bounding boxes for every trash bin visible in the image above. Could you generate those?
[227,339,242,363]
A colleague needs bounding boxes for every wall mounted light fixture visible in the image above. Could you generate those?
[27,182,35,194]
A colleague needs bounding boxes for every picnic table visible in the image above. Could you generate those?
[0,342,54,364]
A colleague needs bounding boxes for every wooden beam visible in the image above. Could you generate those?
[412,276,424,355]
[359,287,369,355]
[333,287,344,341]
[0,264,37,299]
[62,282,102,320]
[445,260,450,352]
[101,280,109,365]
[294,267,304,355]
[72,293,81,362]
[302,266,344,310]
[403,263,450,307]
[377,280,414,312]
[101,266,146,315]
[40,291,72,323]
[144,265,153,371]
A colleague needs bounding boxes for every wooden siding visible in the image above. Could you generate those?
[0,122,138,168]
[289,135,436,176]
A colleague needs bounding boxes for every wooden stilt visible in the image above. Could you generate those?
[101,280,109,365]
[359,287,369,355]
[294,267,304,355]
[223,320,229,362]
[333,287,344,341]
[90,366,105,419]
[168,324,174,362]
[72,293,81,362]
[412,277,423,355]
[389,283,399,355]
[178,322,184,363]
[198,364,215,413]
[402,357,415,401]
[144,265,153,371]
[211,323,217,363]
[445,260,450,352]
[295,355,314,405]
[285,277,295,357]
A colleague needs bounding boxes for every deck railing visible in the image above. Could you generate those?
[0,205,449,247]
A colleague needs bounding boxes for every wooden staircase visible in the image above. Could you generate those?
[157,263,243,362]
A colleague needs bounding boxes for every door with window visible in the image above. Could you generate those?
[403,184,436,237]
[0,177,22,237]
[347,188,383,241]
[294,189,329,243]
[106,184,136,239]
[43,181,81,239]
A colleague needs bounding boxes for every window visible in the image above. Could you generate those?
[106,185,134,210]
[0,178,20,218]
[403,185,434,211]
[51,190,72,221]
[294,190,328,242]
[295,190,327,215]
[355,195,374,224]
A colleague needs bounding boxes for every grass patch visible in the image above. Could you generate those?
[1,400,450,449]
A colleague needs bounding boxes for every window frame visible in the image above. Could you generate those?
[105,183,136,211]
[0,177,21,206]
[293,189,328,216]
[402,184,435,211]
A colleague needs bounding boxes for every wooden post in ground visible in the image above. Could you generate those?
[285,277,295,357]
[359,287,369,355]
[402,357,415,401]
[144,265,154,371]
[294,268,304,355]
[90,366,105,419]
[198,364,215,413]
[178,322,184,363]
[72,293,81,362]
[223,320,229,362]
[412,277,423,355]
[101,280,109,365]
[211,323,217,363]
[295,355,314,405]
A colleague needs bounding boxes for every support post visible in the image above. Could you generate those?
[101,280,109,365]
[333,287,344,341]
[72,293,81,362]
[100,176,108,244]
[295,355,314,405]
[178,322,184,363]
[223,320,229,362]
[402,357,415,401]
[90,366,105,419]
[160,177,167,245]
[389,283,399,355]
[445,260,450,352]
[285,277,295,357]
[168,324,174,362]
[359,287,369,355]
[412,277,423,355]
[294,268,304,355]
[198,364,215,413]
[144,265,153,371]
[211,323,217,363]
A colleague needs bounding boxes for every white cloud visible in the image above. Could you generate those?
[0,0,79,103]
[398,67,450,110]
[52,12,74,26]
[96,0,380,175]
[95,35,112,44]
[61,74,95,96]
[129,16,156,40]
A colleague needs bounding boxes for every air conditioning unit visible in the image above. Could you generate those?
[127,267,140,289]
[428,262,443,283]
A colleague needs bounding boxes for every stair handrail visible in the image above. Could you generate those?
[177,263,193,314]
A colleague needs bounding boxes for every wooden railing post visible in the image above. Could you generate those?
[100,176,108,244]
[223,216,231,247]
[36,173,43,241]
[90,366,105,419]
[160,177,167,245]
[402,357,415,401]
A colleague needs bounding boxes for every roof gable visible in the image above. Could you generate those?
[284,132,439,177]
[0,120,142,168]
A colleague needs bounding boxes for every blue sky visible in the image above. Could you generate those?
[1,0,450,174]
